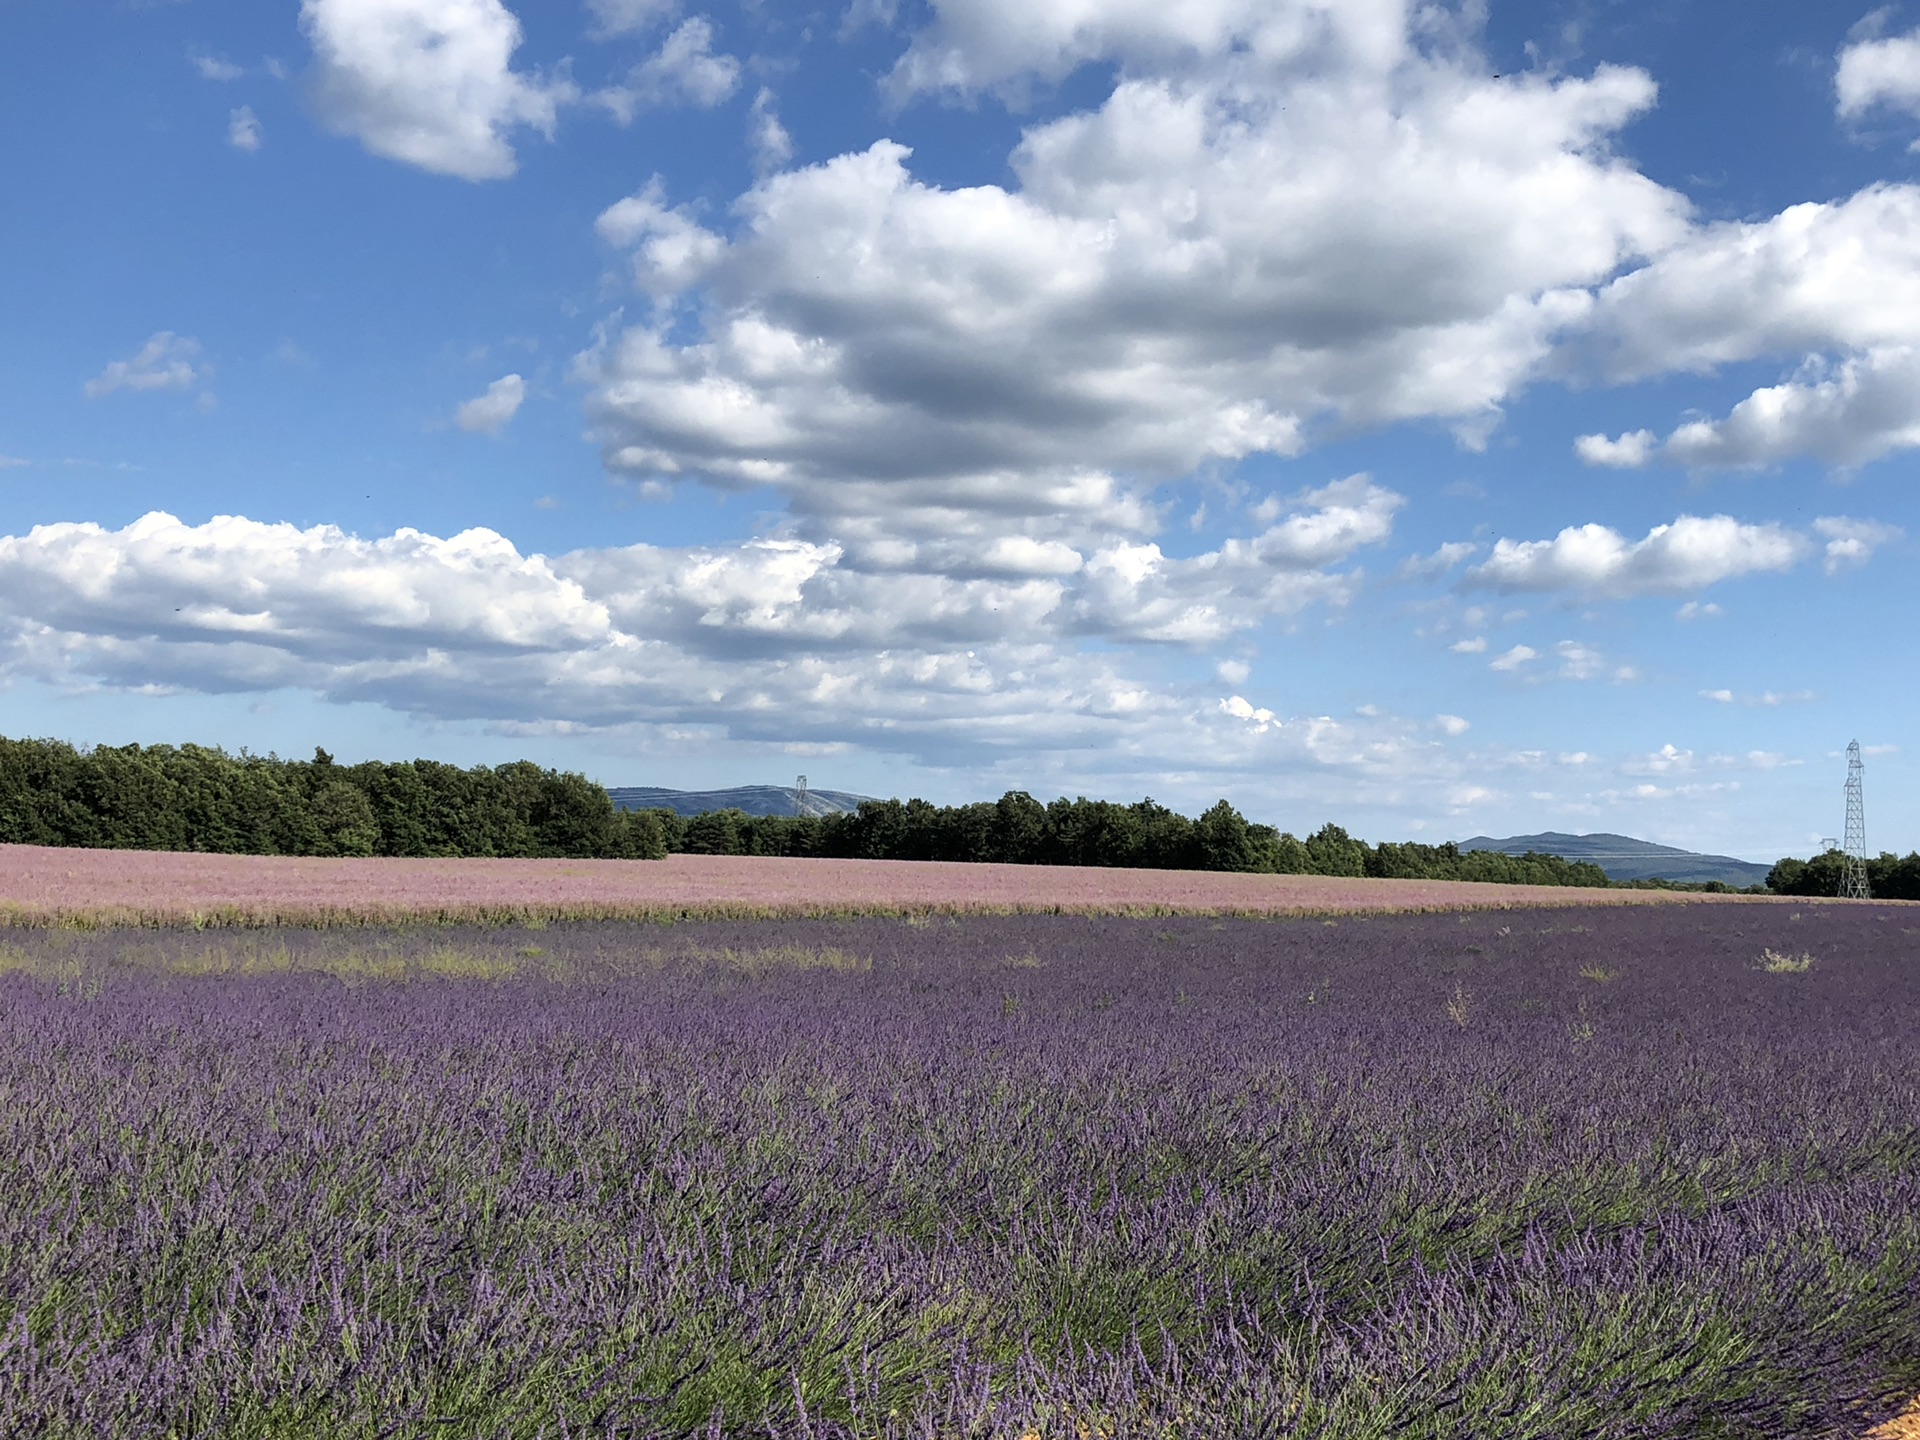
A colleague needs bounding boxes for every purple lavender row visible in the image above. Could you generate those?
[0,906,1916,1437]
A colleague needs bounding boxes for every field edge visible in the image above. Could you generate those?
[0,891,1827,930]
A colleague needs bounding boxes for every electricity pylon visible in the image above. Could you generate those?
[794,774,809,817]
[1840,741,1871,900]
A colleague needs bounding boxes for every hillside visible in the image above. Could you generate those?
[1458,831,1772,888]
[606,784,874,819]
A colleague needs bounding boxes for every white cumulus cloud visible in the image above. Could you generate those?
[1399,540,1477,580]
[1837,26,1920,121]
[1700,687,1816,707]
[85,333,209,398]
[1573,428,1656,468]
[1553,639,1605,681]
[0,510,1437,782]
[228,106,264,151]
[1466,514,1808,597]
[1061,475,1401,644]
[1577,187,1920,380]
[887,0,1426,100]
[597,18,739,121]
[1220,694,1279,732]
[1814,515,1902,572]
[0,513,611,663]
[301,0,576,181]
[586,0,676,39]
[582,12,1686,540]
[1578,348,1920,471]
[456,373,527,434]
[592,179,728,297]
[1566,185,1920,471]
[192,51,245,81]
[747,86,793,174]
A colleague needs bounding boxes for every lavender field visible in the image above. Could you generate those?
[0,842,1747,927]
[2,905,1917,1439]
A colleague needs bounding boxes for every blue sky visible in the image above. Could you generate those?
[1,0,1915,860]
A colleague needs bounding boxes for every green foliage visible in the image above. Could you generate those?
[0,730,1625,889]
[648,793,1614,886]
[309,781,379,858]
[1768,849,1920,900]
[1363,837,1610,888]
[609,808,673,860]
[992,789,1049,863]
[681,808,747,856]
[0,736,653,861]
[1306,822,1369,877]
[1193,799,1255,872]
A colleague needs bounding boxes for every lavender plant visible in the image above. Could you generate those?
[0,907,1916,1438]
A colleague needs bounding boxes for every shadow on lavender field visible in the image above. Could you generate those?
[1,906,1917,1439]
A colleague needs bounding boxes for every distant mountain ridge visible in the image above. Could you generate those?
[1458,831,1771,888]
[606,784,874,819]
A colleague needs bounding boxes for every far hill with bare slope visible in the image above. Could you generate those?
[606,784,874,819]
[1458,832,1771,888]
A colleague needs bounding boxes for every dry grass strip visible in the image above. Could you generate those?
[1870,1398,1920,1438]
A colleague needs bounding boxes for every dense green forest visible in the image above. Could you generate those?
[1765,849,1920,901]
[650,794,1616,886]
[15,734,1906,894]
[0,737,666,860]
[0,736,1613,884]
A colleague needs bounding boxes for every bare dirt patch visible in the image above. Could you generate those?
[1872,1398,1920,1437]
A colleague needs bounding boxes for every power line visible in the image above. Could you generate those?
[1841,740,1871,900]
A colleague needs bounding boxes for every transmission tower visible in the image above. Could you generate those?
[1840,741,1871,900]
[794,774,809,817]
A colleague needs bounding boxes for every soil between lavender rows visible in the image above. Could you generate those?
[1,905,1916,1438]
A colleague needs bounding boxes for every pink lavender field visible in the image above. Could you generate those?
[0,841,1792,925]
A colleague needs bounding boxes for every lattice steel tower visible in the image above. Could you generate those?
[1841,740,1871,900]
[794,774,809,816]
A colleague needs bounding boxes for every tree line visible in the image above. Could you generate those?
[45,734,1896,894]
[1765,849,1920,901]
[645,794,1615,885]
[0,735,1626,884]
[0,737,665,859]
